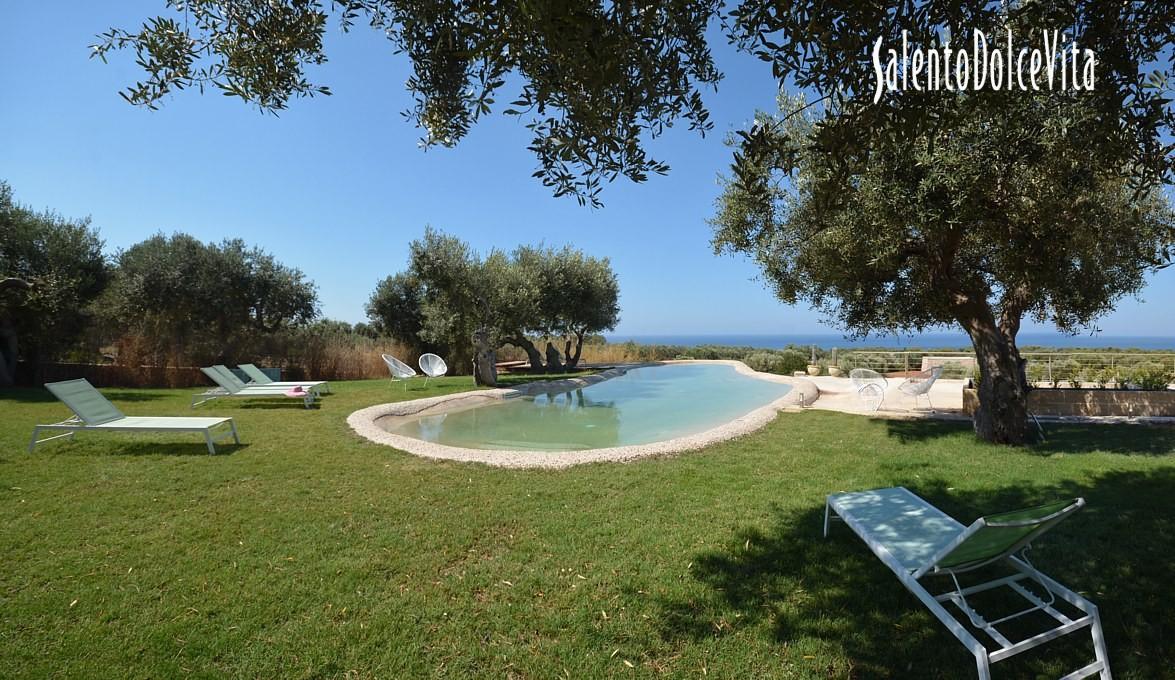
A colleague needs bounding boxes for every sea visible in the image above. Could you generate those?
[604,333,1175,351]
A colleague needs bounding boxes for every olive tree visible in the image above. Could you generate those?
[367,230,620,384]
[106,233,319,364]
[511,245,620,372]
[713,94,1175,444]
[0,182,110,386]
[97,2,1172,205]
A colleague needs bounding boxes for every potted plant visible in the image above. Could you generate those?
[806,345,822,376]
[827,347,844,377]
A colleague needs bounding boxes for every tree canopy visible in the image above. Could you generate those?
[367,229,620,385]
[93,0,722,207]
[0,182,110,386]
[98,1,1172,204]
[713,93,1175,444]
[105,232,319,365]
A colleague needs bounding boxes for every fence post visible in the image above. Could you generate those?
[904,353,909,374]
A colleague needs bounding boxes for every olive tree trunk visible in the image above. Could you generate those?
[964,316,1030,445]
[507,336,546,373]
[472,328,498,387]
[564,331,585,370]
[0,322,17,387]
[0,278,33,387]
[545,341,565,373]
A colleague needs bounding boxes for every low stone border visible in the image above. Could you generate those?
[347,360,818,469]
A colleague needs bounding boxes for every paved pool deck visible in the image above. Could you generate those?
[802,375,969,419]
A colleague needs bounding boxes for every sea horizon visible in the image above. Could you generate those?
[605,332,1175,351]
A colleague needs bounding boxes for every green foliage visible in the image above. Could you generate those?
[1129,363,1173,391]
[365,272,425,347]
[714,94,1175,339]
[727,2,1175,192]
[745,351,790,374]
[712,91,1175,443]
[366,229,620,375]
[104,233,318,364]
[96,3,1175,207]
[93,0,722,207]
[0,182,110,370]
[1051,359,1083,388]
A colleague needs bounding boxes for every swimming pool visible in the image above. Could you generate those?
[379,363,793,451]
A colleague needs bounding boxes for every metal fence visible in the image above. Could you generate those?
[838,351,1175,387]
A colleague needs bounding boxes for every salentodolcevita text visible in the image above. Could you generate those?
[872,29,1096,102]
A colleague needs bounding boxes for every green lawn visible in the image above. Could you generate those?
[2,379,1173,678]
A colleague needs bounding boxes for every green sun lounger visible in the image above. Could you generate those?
[824,487,1110,679]
[30,379,240,454]
[192,367,320,408]
[237,363,330,393]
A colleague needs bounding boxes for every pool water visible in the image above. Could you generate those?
[381,363,792,451]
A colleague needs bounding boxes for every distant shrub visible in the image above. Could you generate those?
[1129,363,1172,390]
[1093,367,1119,389]
[743,349,808,375]
[936,361,974,379]
[1027,362,1049,386]
[777,349,809,374]
[745,352,785,374]
[1051,359,1082,387]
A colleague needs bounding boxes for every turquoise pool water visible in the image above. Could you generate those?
[382,363,792,451]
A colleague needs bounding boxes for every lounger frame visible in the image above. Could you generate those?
[824,487,1111,680]
[192,366,320,409]
[30,416,240,455]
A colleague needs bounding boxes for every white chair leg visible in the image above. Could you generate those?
[204,431,217,455]
[1090,608,1112,679]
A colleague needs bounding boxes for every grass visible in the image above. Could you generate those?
[2,377,1173,678]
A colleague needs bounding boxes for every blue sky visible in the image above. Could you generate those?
[2,2,1172,338]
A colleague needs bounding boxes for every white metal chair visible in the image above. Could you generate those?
[850,368,889,412]
[899,365,943,412]
[825,487,1110,680]
[418,353,448,386]
[381,354,417,389]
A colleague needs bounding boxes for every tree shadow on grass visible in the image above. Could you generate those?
[1032,424,1175,456]
[27,437,248,458]
[655,470,1175,678]
[883,418,1175,456]
[0,387,61,404]
[96,390,169,403]
[0,387,169,404]
[233,402,322,410]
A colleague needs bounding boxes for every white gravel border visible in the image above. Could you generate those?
[347,360,819,469]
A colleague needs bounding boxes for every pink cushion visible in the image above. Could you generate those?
[284,386,307,397]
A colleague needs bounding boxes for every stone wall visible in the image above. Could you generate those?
[962,387,1175,417]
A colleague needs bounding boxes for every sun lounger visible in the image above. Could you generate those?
[237,363,331,393]
[30,379,240,454]
[824,487,1110,679]
[192,367,319,408]
[213,365,327,394]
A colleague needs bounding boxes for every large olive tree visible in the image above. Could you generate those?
[97,2,1172,205]
[106,233,319,365]
[0,182,110,386]
[713,94,1175,444]
[367,230,620,385]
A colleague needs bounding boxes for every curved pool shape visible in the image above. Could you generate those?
[381,363,792,451]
